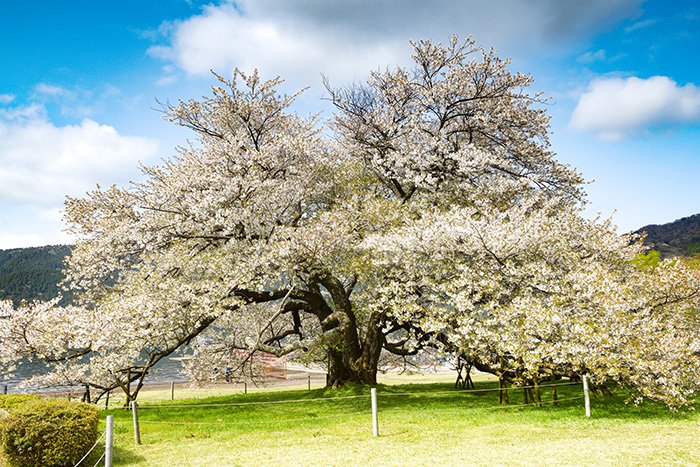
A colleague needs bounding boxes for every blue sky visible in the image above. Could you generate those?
[1,0,699,248]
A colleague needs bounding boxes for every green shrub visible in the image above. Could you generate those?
[0,395,41,446]
[0,394,41,411]
[0,398,99,467]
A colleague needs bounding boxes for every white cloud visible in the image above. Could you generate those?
[624,18,656,32]
[0,103,46,121]
[149,0,642,90]
[0,107,161,247]
[0,107,160,207]
[577,49,606,64]
[0,94,15,105]
[34,83,72,97]
[570,76,700,140]
[148,3,404,90]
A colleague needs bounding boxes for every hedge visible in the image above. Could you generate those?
[0,396,99,467]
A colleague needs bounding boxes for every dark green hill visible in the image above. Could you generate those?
[636,213,700,258]
[0,245,73,305]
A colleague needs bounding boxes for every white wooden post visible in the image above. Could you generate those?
[583,375,591,418]
[105,415,114,467]
[131,401,142,445]
[371,387,379,437]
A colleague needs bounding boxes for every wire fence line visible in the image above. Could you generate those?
[104,379,591,462]
[73,429,106,467]
[116,409,373,426]
[114,395,584,429]
[380,396,584,415]
[136,392,370,409]
[92,451,106,467]
[381,381,580,397]
[134,380,578,410]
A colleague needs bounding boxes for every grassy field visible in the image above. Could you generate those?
[85,374,699,466]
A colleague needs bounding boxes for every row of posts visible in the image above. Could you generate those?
[2,374,592,463]
[127,378,592,447]
[0,374,590,463]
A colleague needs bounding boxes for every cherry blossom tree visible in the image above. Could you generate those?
[1,37,698,407]
[55,38,583,389]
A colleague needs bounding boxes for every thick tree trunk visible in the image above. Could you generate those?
[315,271,386,388]
[326,312,385,387]
[354,311,385,384]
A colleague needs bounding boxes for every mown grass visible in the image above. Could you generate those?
[91,376,699,466]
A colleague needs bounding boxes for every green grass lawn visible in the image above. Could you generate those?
[89,376,699,466]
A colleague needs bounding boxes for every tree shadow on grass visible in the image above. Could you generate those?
[112,445,147,466]
[372,381,699,422]
[584,391,699,421]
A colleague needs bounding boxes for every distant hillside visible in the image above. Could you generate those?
[636,213,700,258]
[0,245,73,305]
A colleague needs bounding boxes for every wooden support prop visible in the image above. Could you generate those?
[132,401,142,445]
[583,375,591,418]
[105,390,110,410]
[308,374,311,391]
[105,415,114,467]
[171,381,175,401]
[244,382,247,394]
[371,387,379,437]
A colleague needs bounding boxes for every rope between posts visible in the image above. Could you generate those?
[134,381,579,410]
[118,396,582,428]
[136,393,369,409]
[380,395,584,414]
[382,381,580,397]
[73,430,106,467]
[92,451,106,467]
[117,409,373,425]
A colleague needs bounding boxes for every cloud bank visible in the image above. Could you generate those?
[149,0,642,89]
[570,76,700,140]
[0,111,159,207]
[0,107,160,247]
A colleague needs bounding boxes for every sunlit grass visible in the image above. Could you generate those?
[87,373,699,466]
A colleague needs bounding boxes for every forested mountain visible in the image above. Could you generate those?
[637,213,700,258]
[0,245,72,305]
